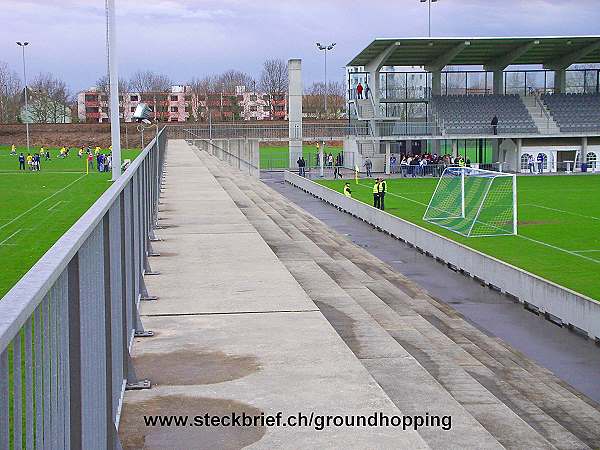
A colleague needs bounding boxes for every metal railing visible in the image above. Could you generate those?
[374,121,441,137]
[187,134,260,178]
[170,123,368,141]
[0,127,167,449]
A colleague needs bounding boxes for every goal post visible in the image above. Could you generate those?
[423,167,517,238]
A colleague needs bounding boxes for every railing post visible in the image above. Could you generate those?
[67,256,82,450]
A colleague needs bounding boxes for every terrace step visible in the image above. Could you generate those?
[195,148,600,448]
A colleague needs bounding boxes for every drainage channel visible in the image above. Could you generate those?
[262,172,600,404]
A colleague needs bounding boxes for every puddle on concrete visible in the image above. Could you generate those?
[314,300,362,355]
[119,395,266,450]
[133,350,261,386]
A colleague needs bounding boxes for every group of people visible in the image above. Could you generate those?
[11,144,113,172]
[355,82,371,100]
[296,145,345,179]
[363,153,471,179]
[526,153,545,174]
[371,178,387,210]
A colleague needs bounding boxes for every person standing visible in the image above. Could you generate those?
[537,153,544,174]
[364,82,371,100]
[18,153,25,170]
[364,157,373,177]
[297,156,306,177]
[378,178,387,210]
[528,154,534,174]
[372,178,380,209]
[491,115,499,135]
[87,151,94,170]
[10,144,17,156]
[356,82,364,99]
[343,182,352,198]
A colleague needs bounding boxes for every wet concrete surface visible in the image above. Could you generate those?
[119,396,266,450]
[262,172,600,404]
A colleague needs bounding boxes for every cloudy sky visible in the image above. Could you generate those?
[1,0,599,93]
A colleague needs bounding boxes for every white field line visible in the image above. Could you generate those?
[48,200,64,211]
[523,203,600,222]
[0,174,86,232]
[0,171,85,174]
[0,229,22,246]
[572,249,600,253]
[351,182,600,265]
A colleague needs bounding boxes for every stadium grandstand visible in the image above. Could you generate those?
[345,36,600,173]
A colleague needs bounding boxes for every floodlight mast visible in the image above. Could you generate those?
[106,0,122,180]
[420,0,438,37]
[16,41,30,152]
[316,42,336,119]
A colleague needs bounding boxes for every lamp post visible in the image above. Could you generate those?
[16,41,30,152]
[419,0,438,37]
[316,42,336,119]
[106,0,122,180]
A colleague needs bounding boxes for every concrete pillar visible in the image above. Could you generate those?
[451,140,458,157]
[370,70,380,101]
[431,70,442,96]
[288,59,303,168]
[516,138,522,172]
[555,68,567,94]
[582,136,588,170]
[431,139,441,155]
[385,142,391,175]
[493,70,504,95]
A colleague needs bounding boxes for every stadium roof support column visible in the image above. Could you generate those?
[288,59,303,169]
[555,69,567,94]
[484,41,539,95]
[365,43,398,101]
[425,42,470,95]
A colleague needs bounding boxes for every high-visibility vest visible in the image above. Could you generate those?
[344,186,352,197]
[379,181,387,193]
[372,183,379,194]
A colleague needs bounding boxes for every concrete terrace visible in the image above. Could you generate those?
[119,140,600,449]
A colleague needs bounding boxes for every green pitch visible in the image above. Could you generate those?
[260,145,343,169]
[317,175,600,301]
[0,145,139,298]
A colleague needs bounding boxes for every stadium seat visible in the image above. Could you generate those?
[541,93,600,132]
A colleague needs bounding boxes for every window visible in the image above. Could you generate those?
[263,95,270,102]
[85,94,98,102]
[250,106,257,112]
[250,95,257,101]
[170,117,178,122]
[275,105,285,111]
[185,106,190,112]
[101,95,108,101]
[171,95,178,101]
[171,106,178,112]
[184,95,191,101]
[85,107,99,113]
[130,106,136,112]
[237,95,244,101]
[130,95,139,101]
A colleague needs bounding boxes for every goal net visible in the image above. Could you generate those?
[423,167,517,237]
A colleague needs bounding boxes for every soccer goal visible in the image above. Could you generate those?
[423,167,517,237]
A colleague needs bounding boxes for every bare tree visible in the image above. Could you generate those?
[0,61,22,123]
[218,70,254,93]
[129,70,172,93]
[189,75,220,121]
[96,74,130,94]
[327,80,346,118]
[259,59,288,94]
[27,72,70,123]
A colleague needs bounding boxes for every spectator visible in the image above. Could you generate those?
[400,156,408,177]
[364,157,373,177]
[18,153,25,170]
[528,154,535,174]
[297,156,306,177]
[390,155,397,174]
[537,153,544,174]
[491,115,498,135]
[364,82,371,100]
[356,82,364,99]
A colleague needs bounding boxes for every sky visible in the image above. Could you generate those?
[1,0,599,93]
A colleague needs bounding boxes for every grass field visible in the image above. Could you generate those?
[260,145,343,169]
[0,145,139,299]
[318,175,600,301]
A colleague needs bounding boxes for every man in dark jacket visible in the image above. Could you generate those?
[491,115,499,135]
[297,156,306,177]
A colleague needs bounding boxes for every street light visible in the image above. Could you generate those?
[316,42,336,119]
[419,0,438,38]
[16,41,30,152]
[106,0,122,180]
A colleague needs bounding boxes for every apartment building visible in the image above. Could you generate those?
[78,86,288,123]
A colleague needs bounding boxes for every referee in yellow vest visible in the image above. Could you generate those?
[378,178,387,210]
[372,178,380,209]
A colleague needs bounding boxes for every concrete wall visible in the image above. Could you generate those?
[191,138,260,177]
[284,170,600,342]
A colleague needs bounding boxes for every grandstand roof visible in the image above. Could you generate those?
[348,36,600,70]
